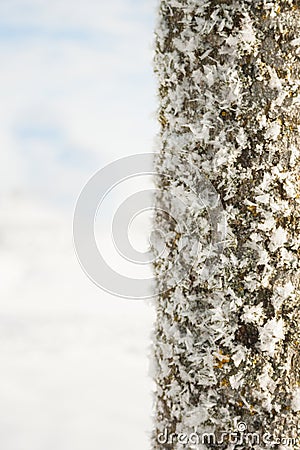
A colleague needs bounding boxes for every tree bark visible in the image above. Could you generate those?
[152,0,300,448]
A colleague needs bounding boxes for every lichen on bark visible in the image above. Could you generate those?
[152,1,300,448]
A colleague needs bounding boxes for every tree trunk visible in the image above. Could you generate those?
[152,0,300,448]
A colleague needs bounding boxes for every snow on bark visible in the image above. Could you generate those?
[152,0,300,448]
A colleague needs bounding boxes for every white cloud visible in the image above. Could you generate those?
[0,0,154,36]
[0,0,157,448]
[0,0,157,202]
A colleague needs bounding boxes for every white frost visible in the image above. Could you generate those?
[259,318,285,356]
[231,346,246,367]
[272,281,295,311]
[241,304,265,325]
[258,367,276,393]
[229,372,244,390]
[291,388,300,412]
[265,121,281,140]
[269,226,287,252]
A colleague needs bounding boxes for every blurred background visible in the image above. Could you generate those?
[0,1,157,449]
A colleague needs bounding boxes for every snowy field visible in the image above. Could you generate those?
[0,1,157,449]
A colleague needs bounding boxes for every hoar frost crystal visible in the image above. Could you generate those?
[152,0,300,448]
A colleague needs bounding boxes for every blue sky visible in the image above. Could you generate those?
[0,0,157,210]
[0,2,158,449]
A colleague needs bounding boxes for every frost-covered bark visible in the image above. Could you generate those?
[152,0,300,448]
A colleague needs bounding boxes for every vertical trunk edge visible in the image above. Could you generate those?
[152,1,300,449]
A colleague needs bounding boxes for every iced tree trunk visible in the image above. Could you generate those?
[152,0,300,448]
